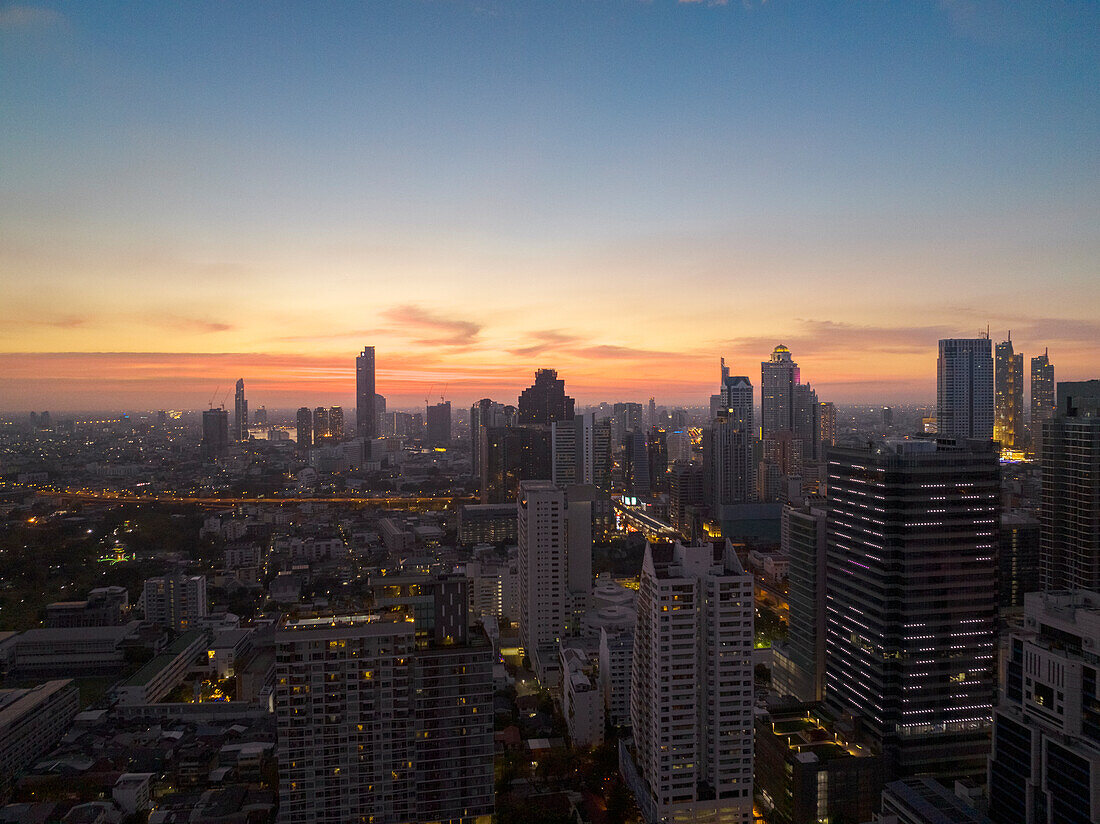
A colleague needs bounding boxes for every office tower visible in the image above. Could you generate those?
[999,512,1040,610]
[612,401,643,446]
[142,574,208,633]
[425,401,451,447]
[296,406,313,448]
[313,406,330,442]
[551,413,612,490]
[479,426,551,504]
[1030,349,1054,454]
[274,607,494,824]
[987,591,1100,824]
[517,368,574,425]
[517,481,592,681]
[355,346,377,438]
[817,401,837,455]
[669,460,705,537]
[758,432,803,502]
[994,334,1024,450]
[1040,380,1100,592]
[233,378,248,441]
[937,337,994,440]
[647,427,668,492]
[647,397,657,427]
[623,429,651,498]
[791,382,819,459]
[774,503,826,702]
[703,375,755,510]
[622,541,754,824]
[254,405,267,426]
[471,399,511,479]
[374,393,386,436]
[825,439,1000,779]
[328,406,344,440]
[200,408,230,461]
[882,405,893,427]
[761,345,800,440]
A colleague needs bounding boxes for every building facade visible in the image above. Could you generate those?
[355,345,377,439]
[936,338,994,441]
[993,335,1023,450]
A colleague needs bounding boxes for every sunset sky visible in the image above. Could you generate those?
[2,1,1098,411]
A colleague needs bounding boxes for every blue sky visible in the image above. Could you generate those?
[1,1,1097,409]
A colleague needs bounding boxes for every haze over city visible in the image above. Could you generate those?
[2,1,1099,410]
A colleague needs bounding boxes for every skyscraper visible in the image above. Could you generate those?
[425,401,451,447]
[517,480,591,681]
[296,406,313,448]
[233,378,248,442]
[994,334,1023,450]
[551,413,612,490]
[703,374,754,510]
[313,406,330,442]
[201,408,229,461]
[761,345,799,440]
[470,399,514,479]
[1030,348,1054,454]
[479,426,551,504]
[825,439,999,779]
[517,368,575,426]
[621,540,754,824]
[937,337,994,440]
[791,382,819,459]
[355,346,377,438]
[817,401,837,455]
[328,406,344,441]
[775,503,827,702]
[1040,380,1100,592]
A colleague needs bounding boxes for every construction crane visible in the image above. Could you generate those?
[208,385,221,409]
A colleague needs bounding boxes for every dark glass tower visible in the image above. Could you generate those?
[825,438,999,780]
[356,346,377,438]
[201,408,230,461]
[517,368,574,425]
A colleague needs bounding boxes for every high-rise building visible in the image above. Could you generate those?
[791,382,819,459]
[517,481,591,681]
[937,337,994,440]
[994,334,1024,450]
[328,406,344,441]
[551,413,612,490]
[999,512,1040,610]
[882,405,893,427]
[703,375,755,510]
[987,590,1100,824]
[817,401,837,455]
[1040,380,1100,592]
[621,541,754,824]
[517,368,574,426]
[761,345,800,441]
[775,503,827,702]
[374,393,386,437]
[825,439,999,779]
[612,402,644,446]
[669,460,705,537]
[233,378,248,442]
[479,426,551,504]
[142,574,208,633]
[623,428,651,498]
[313,406,330,442]
[274,604,494,824]
[201,408,229,461]
[1030,349,1054,454]
[425,401,451,447]
[355,346,377,438]
[470,399,514,479]
[254,405,267,426]
[647,427,668,492]
[296,407,313,448]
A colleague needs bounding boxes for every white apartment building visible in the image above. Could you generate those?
[143,574,208,633]
[599,626,634,727]
[561,645,604,748]
[622,541,754,824]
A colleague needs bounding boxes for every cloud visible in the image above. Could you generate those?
[573,344,682,360]
[0,4,64,29]
[509,329,580,357]
[379,304,481,347]
[160,316,234,334]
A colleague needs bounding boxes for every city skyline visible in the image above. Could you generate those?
[2,2,1099,410]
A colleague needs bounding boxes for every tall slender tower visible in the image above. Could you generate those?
[937,337,994,440]
[994,334,1023,450]
[703,375,755,508]
[356,346,377,439]
[233,378,248,442]
[761,345,799,440]
[1030,349,1054,454]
